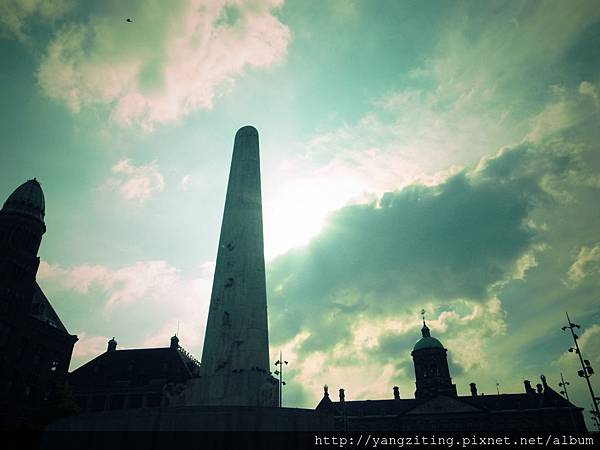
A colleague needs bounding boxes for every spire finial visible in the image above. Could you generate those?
[170,333,179,349]
[420,309,431,337]
[107,337,117,352]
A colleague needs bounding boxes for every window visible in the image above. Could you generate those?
[429,364,439,376]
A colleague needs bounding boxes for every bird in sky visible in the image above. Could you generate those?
[126,18,133,23]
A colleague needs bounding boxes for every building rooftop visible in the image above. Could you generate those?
[30,282,69,333]
[69,343,201,390]
[317,385,576,417]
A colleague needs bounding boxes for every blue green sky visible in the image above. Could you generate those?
[1,0,599,425]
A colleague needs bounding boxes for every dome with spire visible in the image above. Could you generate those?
[413,320,444,351]
[1,178,45,222]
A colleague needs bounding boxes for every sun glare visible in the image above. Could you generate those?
[263,174,365,260]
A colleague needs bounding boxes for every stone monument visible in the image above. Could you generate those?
[45,127,331,436]
[195,125,278,406]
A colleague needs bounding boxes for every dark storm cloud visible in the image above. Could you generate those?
[267,141,568,354]
[376,332,416,365]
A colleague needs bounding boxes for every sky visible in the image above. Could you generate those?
[1,0,599,428]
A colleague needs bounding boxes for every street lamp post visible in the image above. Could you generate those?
[559,372,571,401]
[561,312,600,421]
[274,351,288,408]
[590,406,600,432]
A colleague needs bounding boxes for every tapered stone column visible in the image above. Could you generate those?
[198,126,277,406]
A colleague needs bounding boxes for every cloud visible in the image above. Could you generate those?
[270,142,563,340]
[277,1,600,220]
[0,0,74,42]
[567,244,600,284]
[279,299,508,406]
[36,0,290,130]
[105,158,165,201]
[179,174,192,191]
[579,81,599,110]
[512,251,538,281]
[38,259,210,311]
[291,85,518,202]
[268,79,598,268]
[38,260,110,293]
[72,332,111,359]
[266,136,585,407]
[40,259,213,369]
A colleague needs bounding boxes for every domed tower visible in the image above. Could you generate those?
[0,179,77,428]
[0,179,46,306]
[411,319,457,399]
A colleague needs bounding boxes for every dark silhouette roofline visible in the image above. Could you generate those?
[31,282,71,334]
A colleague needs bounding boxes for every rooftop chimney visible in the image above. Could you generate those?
[107,337,117,353]
[339,388,345,403]
[469,382,478,397]
[170,335,179,349]
[393,386,400,400]
[523,380,535,394]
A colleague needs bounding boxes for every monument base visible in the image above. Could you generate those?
[162,372,278,407]
[46,405,332,432]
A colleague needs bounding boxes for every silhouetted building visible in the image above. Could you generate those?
[316,322,587,432]
[412,319,457,399]
[69,336,200,412]
[0,179,78,429]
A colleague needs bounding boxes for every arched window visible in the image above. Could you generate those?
[429,363,439,376]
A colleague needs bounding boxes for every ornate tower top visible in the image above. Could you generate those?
[0,179,47,290]
[414,310,443,351]
[2,178,45,223]
[411,313,457,399]
[421,309,431,338]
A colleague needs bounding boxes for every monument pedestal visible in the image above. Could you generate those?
[46,405,333,432]
[163,372,278,407]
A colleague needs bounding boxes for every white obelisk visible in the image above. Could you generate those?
[199,126,277,406]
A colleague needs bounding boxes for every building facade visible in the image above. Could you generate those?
[316,321,587,432]
[0,179,78,429]
[69,336,201,413]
